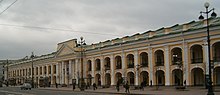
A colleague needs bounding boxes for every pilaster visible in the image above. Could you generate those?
[122,52,126,79]
[164,46,170,86]
[183,43,189,85]
[100,56,105,86]
[110,55,115,85]
[148,47,154,85]
[91,58,95,84]
[56,63,59,84]
[61,61,64,84]
[51,64,54,84]
[134,50,139,86]
[203,41,209,75]
[69,60,72,84]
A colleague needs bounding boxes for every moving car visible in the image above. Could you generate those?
[20,83,31,90]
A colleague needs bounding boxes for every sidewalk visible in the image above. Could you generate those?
[38,86,220,95]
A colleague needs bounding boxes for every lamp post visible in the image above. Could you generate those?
[199,2,217,95]
[30,52,34,88]
[78,37,86,91]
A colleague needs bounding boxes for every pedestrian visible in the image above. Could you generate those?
[55,82,58,88]
[49,82,51,87]
[140,82,144,91]
[124,81,130,93]
[116,81,120,92]
[72,82,76,91]
[6,81,8,87]
[93,83,97,90]
[150,80,152,87]
[184,80,186,87]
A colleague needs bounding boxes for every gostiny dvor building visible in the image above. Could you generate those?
[5,17,220,87]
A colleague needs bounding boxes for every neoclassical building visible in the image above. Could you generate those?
[5,17,220,87]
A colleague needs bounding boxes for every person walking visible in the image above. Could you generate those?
[116,81,120,92]
[124,81,130,93]
[55,82,58,88]
[93,83,97,90]
[72,82,76,91]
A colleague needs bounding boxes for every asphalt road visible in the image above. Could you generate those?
[0,87,115,95]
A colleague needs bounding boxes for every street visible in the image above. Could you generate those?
[2,86,220,95]
[0,87,115,95]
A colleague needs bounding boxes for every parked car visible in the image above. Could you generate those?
[20,83,31,90]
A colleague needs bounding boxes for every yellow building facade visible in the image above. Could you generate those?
[5,17,220,87]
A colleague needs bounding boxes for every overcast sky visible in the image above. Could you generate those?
[0,0,219,60]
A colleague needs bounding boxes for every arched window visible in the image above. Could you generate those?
[104,57,111,70]
[115,56,122,69]
[191,45,203,64]
[155,50,164,66]
[140,52,148,67]
[95,59,101,71]
[127,54,134,68]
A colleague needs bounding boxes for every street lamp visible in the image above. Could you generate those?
[30,52,35,88]
[78,37,86,91]
[199,2,217,95]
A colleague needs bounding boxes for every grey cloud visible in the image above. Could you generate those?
[0,0,220,59]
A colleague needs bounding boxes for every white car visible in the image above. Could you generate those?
[20,83,32,90]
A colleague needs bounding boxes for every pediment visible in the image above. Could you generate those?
[56,44,75,57]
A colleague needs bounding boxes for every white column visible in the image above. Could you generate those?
[121,52,126,80]
[69,60,72,84]
[183,43,189,85]
[46,65,49,77]
[31,66,33,79]
[64,62,67,85]
[42,66,45,76]
[38,66,40,76]
[164,46,170,86]
[4,68,7,80]
[134,50,139,86]
[61,61,64,84]
[75,59,79,84]
[110,55,115,85]
[91,58,95,84]
[56,63,59,84]
[148,47,154,85]
[33,67,36,77]
[203,41,209,75]
[51,64,54,84]
[100,56,105,86]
